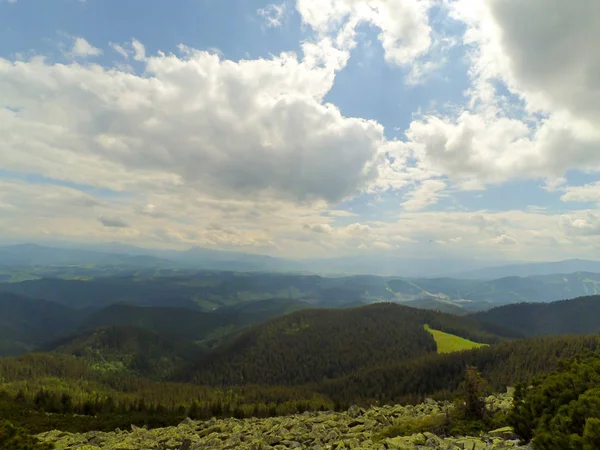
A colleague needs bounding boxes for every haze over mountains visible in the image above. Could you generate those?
[3,242,600,279]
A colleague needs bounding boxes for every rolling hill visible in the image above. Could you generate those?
[78,304,232,342]
[185,303,515,387]
[0,293,81,356]
[47,325,203,380]
[4,269,600,316]
[457,259,600,280]
[472,295,600,337]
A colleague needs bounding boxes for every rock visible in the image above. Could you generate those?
[347,405,364,418]
[385,437,415,449]
[455,438,488,450]
[178,438,192,450]
[35,393,522,450]
[489,426,520,441]
[179,417,194,426]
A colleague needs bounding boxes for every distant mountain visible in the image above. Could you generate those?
[185,303,515,386]
[47,325,203,380]
[402,298,468,315]
[5,241,516,277]
[456,259,600,279]
[0,293,81,356]
[0,277,203,310]
[472,295,600,337]
[78,304,232,342]
[0,243,176,269]
[4,268,600,317]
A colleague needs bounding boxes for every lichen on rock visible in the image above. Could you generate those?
[36,394,528,449]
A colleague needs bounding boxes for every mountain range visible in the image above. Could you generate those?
[6,242,600,278]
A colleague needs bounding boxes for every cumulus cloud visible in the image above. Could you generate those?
[345,222,371,235]
[296,0,434,65]
[0,40,383,204]
[560,182,600,204]
[303,223,333,233]
[98,215,129,228]
[257,2,288,28]
[393,0,600,189]
[69,37,103,58]
[560,212,600,237]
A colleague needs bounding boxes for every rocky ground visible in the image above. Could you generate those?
[37,394,529,450]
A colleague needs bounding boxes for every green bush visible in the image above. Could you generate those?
[508,353,600,449]
[0,421,54,450]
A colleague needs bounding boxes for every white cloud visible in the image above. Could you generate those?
[109,42,129,59]
[489,234,518,246]
[394,0,600,189]
[345,222,371,235]
[257,2,288,28]
[131,39,146,61]
[560,212,600,237]
[0,39,384,204]
[560,182,600,204]
[401,179,446,211]
[69,37,103,58]
[303,223,333,233]
[296,0,435,66]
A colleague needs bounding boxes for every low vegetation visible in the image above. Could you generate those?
[424,324,488,354]
[509,352,600,449]
[0,421,53,450]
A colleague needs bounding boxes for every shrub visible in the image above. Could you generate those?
[0,421,54,450]
[508,353,600,449]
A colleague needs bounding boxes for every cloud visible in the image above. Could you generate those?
[257,2,288,28]
[69,37,103,58]
[98,215,129,228]
[560,212,600,237]
[560,182,600,204]
[345,223,371,235]
[389,0,600,191]
[109,42,129,59]
[303,223,333,233]
[489,234,518,245]
[137,203,167,218]
[401,179,446,211]
[296,0,434,66]
[0,39,383,204]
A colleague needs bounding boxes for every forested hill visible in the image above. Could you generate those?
[46,325,204,380]
[78,304,232,342]
[317,333,600,406]
[185,303,516,386]
[0,293,81,356]
[472,295,600,337]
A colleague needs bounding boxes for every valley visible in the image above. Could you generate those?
[2,255,600,448]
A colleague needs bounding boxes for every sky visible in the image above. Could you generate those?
[1,0,600,261]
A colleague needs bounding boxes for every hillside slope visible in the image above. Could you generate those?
[317,334,600,406]
[186,303,514,386]
[78,304,232,342]
[0,293,81,356]
[472,295,600,337]
[46,325,204,380]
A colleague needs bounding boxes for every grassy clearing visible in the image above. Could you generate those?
[424,324,488,354]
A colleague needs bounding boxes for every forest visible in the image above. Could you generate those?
[3,268,600,447]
